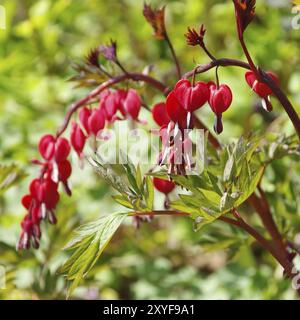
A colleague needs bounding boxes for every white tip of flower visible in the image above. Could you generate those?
[51,162,59,183]
[187,112,191,129]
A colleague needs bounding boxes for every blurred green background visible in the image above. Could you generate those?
[0,0,300,299]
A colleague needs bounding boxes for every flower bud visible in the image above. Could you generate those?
[70,122,86,156]
[29,179,43,202]
[100,90,118,122]
[122,89,141,120]
[79,107,91,134]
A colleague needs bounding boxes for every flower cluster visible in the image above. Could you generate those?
[19,0,281,248]
[150,78,232,194]
[19,136,72,249]
[19,88,142,249]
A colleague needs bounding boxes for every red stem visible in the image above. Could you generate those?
[165,33,182,79]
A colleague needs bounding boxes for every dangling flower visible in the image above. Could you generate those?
[153,177,175,194]
[99,90,118,122]
[70,122,86,158]
[245,70,279,112]
[88,109,106,136]
[39,134,56,161]
[118,89,142,121]
[152,102,170,127]
[173,79,209,113]
[208,82,233,134]
[79,107,92,135]
[54,137,70,163]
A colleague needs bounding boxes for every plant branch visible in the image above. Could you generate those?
[56,73,168,137]
[259,70,300,140]
[132,208,287,270]
[219,214,281,262]
[183,58,250,79]
[238,36,260,79]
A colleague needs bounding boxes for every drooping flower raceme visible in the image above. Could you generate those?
[19,89,143,249]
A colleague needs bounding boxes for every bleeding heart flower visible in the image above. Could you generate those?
[54,137,70,163]
[88,109,105,136]
[152,102,170,127]
[208,82,233,114]
[57,160,72,182]
[208,82,233,135]
[245,70,279,98]
[165,91,189,128]
[153,177,175,194]
[42,179,59,210]
[79,107,91,134]
[100,90,118,122]
[120,89,141,120]
[173,79,209,112]
[21,194,33,210]
[29,179,43,202]
[39,134,56,160]
[70,122,86,157]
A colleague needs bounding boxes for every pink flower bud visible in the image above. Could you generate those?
[29,179,43,202]
[88,109,105,136]
[42,179,59,210]
[100,90,118,122]
[122,89,141,120]
[70,122,86,156]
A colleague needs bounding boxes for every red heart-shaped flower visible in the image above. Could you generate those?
[173,79,209,112]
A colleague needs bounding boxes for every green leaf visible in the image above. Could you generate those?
[0,164,27,195]
[235,165,264,207]
[144,176,154,211]
[136,165,143,190]
[223,153,235,182]
[88,155,130,195]
[120,152,141,195]
[59,212,128,297]
[112,195,134,209]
